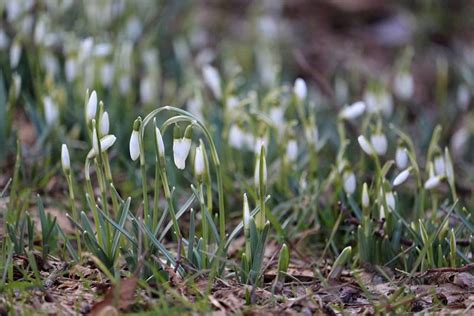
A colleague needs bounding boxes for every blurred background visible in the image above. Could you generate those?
[1,0,473,201]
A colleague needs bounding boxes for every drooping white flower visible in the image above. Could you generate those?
[173,138,192,170]
[10,40,21,68]
[87,135,117,159]
[433,155,445,176]
[202,64,222,99]
[358,135,374,156]
[155,127,165,158]
[43,96,59,126]
[364,90,393,117]
[228,125,245,150]
[393,71,414,100]
[339,101,366,120]
[362,182,369,208]
[99,112,109,136]
[370,133,388,156]
[194,143,205,177]
[343,171,356,195]
[286,139,298,163]
[385,191,396,211]
[61,144,70,172]
[129,130,140,161]
[424,176,442,190]
[65,57,77,82]
[293,78,307,101]
[86,90,97,121]
[393,168,411,186]
[395,146,409,170]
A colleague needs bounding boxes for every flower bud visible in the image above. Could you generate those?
[202,64,222,99]
[358,135,374,156]
[395,145,409,170]
[254,145,267,188]
[339,101,366,120]
[393,71,414,100]
[342,170,356,195]
[87,135,116,159]
[92,123,99,154]
[370,133,388,156]
[99,111,109,136]
[129,130,140,161]
[61,144,70,172]
[194,142,205,178]
[293,77,307,101]
[393,168,411,186]
[362,182,369,208]
[243,193,250,231]
[86,90,97,121]
[424,175,443,190]
[155,126,165,159]
[444,147,455,189]
[385,191,396,211]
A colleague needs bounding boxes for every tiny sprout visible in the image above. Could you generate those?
[342,170,356,195]
[87,135,116,159]
[395,145,409,170]
[393,167,411,186]
[293,77,307,101]
[370,133,388,156]
[61,144,70,172]
[86,90,97,121]
[339,101,366,120]
[362,182,369,208]
[358,135,374,156]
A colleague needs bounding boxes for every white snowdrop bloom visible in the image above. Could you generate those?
[129,130,140,161]
[78,37,94,62]
[100,63,114,87]
[343,171,356,195]
[433,155,445,176]
[0,30,9,49]
[370,133,388,156]
[444,148,455,187]
[140,76,156,104]
[119,75,131,94]
[61,144,70,172]
[362,182,370,208]
[395,146,409,170]
[92,126,100,154]
[228,125,246,150]
[243,132,255,150]
[173,138,192,170]
[254,137,267,154]
[339,101,366,120]
[358,135,374,156]
[379,206,386,219]
[364,90,393,116]
[243,193,250,230]
[42,53,60,76]
[379,91,394,117]
[10,41,21,68]
[393,168,411,186]
[364,91,378,114]
[226,96,239,109]
[424,176,442,190]
[293,77,307,101]
[43,96,59,125]
[286,139,298,163]
[202,64,222,99]
[393,72,414,100]
[12,72,21,99]
[457,85,470,111]
[65,57,77,82]
[86,91,97,121]
[385,191,396,211]
[87,135,116,159]
[99,112,109,136]
[194,143,205,177]
[34,18,46,44]
[155,127,165,158]
[93,43,112,57]
[451,127,469,157]
[254,149,267,187]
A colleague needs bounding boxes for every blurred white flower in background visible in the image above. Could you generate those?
[43,96,59,126]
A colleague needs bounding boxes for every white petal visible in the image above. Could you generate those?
[370,134,388,156]
[393,168,410,186]
[343,171,356,195]
[385,192,396,210]
[100,112,110,136]
[394,72,414,100]
[202,65,221,99]
[286,139,298,162]
[61,144,70,171]
[362,183,369,208]
[339,101,366,120]
[243,193,250,230]
[293,78,307,101]
[194,144,205,176]
[358,135,374,155]
[424,176,442,190]
[43,96,58,125]
[86,90,97,121]
[434,155,445,176]
[396,147,409,170]
[155,127,165,157]
[129,130,140,161]
[87,135,116,159]
[229,125,245,149]
[173,138,191,169]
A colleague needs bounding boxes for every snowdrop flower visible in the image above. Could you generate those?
[202,64,222,99]
[87,135,117,159]
[339,101,366,120]
[226,96,239,109]
[286,139,298,163]
[129,130,140,161]
[362,182,369,208]
[92,125,100,154]
[43,96,59,126]
[0,29,9,49]
[101,63,114,87]
[243,193,250,231]
[358,135,374,155]
[86,90,97,121]
[140,75,156,104]
[433,154,445,176]
[254,145,267,188]
[370,133,388,156]
[155,126,165,159]
[393,71,414,100]
[451,127,469,157]
[228,125,246,150]
[61,144,70,172]
[10,40,21,68]
[65,57,77,82]
[424,175,443,190]
[99,111,109,136]
[269,106,285,126]
[293,77,307,101]
[393,168,411,186]
[173,125,193,170]
[395,145,409,170]
[364,90,393,117]
[194,142,205,178]
[385,191,396,211]
[342,170,356,195]
[12,72,21,99]
[254,136,267,154]
[444,148,455,187]
[457,84,470,111]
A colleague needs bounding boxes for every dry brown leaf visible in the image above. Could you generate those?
[89,276,138,315]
